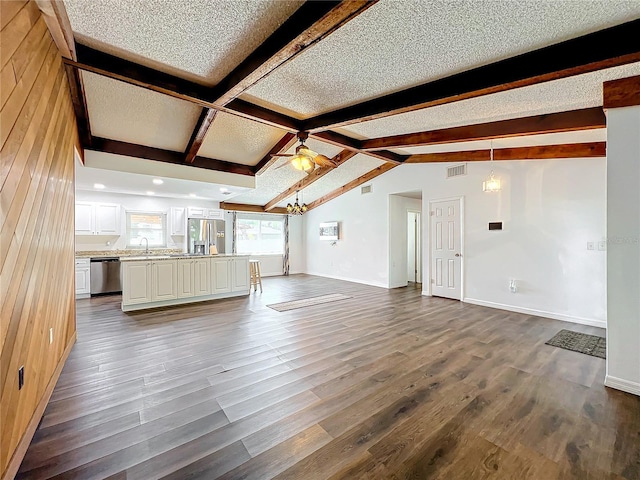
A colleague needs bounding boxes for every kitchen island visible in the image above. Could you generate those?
[120,254,250,312]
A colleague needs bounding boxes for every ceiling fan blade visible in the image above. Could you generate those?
[274,162,291,170]
[314,154,338,168]
[298,146,317,158]
[270,153,294,157]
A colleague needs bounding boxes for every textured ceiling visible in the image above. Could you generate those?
[198,112,287,165]
[281,154,386,206]
[64,0,304,85]
[337,62,640,140]
[243,0,640,118]
[83,72,201,151]
[229,157,307,206]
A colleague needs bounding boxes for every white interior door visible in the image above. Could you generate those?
[430,199,462,300]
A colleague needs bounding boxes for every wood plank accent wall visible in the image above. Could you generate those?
[1,2,78,478]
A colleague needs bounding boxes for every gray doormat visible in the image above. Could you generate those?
[267,293,352,312]
[545,329,606,359]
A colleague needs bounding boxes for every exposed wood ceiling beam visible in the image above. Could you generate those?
[220,202,287,215]
[90,137,255,176]
[264,149,356,211]
[35,0,76,60]
[306,163,397,211]
[253,132,298,175]
[211,0,377,106]
[66,44,303,131]
[66,47,405,165]
[64,64,92,148]
[405,142,606,163]
[302,19,640,132]
[361,107,606,151]
[309,131,408,164]
[184,108,218,163]
[603,75,640,109]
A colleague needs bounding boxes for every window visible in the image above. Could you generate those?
[236,214,285,255]
[126,211,167,248]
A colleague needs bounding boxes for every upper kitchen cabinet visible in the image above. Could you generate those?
[76,202,121,236]
[187,207,224,220]
[170,207,186,236]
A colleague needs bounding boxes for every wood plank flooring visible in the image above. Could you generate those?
[17,275,640,479]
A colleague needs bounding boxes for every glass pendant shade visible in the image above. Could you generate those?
[483,171,501,192]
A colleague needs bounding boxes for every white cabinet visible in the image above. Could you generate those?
[207,209,224,220]
[152,260,178,301]
[177,259,194,298]
[193,257,210,296]
[231,256,249,292]
[121,256,248,311]
[75,203,95,235]
[187,207,206,218]
[187,207,224,220]
[75,258,91,296]
[211,257,232,294]
[171,207,186,236]
[76,202,121,235]
[122,261,152,305]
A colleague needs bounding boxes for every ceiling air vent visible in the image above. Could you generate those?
[447,164,467,178]
[361,185,372,194]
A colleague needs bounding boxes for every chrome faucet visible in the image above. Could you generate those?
[140,237,149,255]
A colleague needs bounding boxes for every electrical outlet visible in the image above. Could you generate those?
[18,366,24,390]
[598,241,606,251]
[587,242,595,250]
[49,328,53,344]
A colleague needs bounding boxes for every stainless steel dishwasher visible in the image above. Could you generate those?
[90,257,122,296]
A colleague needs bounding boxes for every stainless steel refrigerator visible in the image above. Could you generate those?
[187,218,225,254]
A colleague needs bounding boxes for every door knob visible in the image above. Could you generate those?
[455,253,461,257]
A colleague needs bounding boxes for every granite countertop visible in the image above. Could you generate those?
[119,253,250,262]
[75,249,183,258]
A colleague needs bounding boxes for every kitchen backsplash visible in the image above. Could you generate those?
[76,248,183,258]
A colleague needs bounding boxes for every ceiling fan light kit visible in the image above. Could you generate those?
[273,132,336,174]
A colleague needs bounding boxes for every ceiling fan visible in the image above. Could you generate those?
[272,132,337,174]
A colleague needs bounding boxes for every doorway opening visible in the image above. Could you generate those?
[407,210,421,286]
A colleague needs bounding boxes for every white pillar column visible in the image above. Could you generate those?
[606,103,640,396]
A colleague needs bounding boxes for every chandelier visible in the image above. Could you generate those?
[483,142,501,192]
[286,190,308,215]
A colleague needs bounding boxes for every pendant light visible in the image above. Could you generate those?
[483,141,501,192]
[286,190,308,215]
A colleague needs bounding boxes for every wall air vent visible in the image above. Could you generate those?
[361,185,373,194]
[447,164,467,178]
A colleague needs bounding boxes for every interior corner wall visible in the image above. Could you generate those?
[303,158,607,327]
[1,3,78,477]
[288,215,305,274]
[605,105,640,396]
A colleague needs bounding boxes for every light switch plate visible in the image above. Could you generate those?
[598,241,606,251]
[587,242,595,250]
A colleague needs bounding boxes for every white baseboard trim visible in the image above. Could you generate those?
[421,291,431,297]
[605,375,640,396]
[463,298,606,329]
[304,271,388,289]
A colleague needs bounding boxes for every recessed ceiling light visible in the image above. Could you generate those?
[189,193,197,198]
[219,187,229,193]
[146,191,155,195]
[152,178,163,185]
[94,183,105,189]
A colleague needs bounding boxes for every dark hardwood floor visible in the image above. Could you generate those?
[17,274,640,479]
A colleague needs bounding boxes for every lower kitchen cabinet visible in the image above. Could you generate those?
[75,258,91,297]
[121,255,249,311]
[122,261,152,305]
[151,260,178,301]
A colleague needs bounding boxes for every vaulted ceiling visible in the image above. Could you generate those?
[59,0,640,212]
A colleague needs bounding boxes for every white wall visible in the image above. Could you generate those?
[75,191,305,277]
[304,158,607,327]
[75,190,220,252]
[606,105,640,396]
